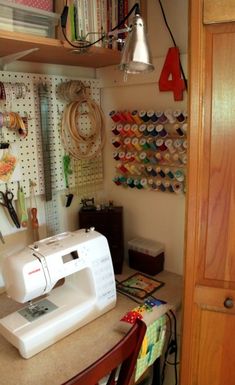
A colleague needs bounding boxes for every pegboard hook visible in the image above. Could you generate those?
[0,48,39,70]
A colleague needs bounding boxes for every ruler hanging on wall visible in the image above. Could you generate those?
[38,83,52,202]
[38,82,60,236]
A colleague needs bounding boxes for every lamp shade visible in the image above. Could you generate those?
[119,13,154,74]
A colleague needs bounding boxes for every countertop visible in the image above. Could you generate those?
[0,266,183,385]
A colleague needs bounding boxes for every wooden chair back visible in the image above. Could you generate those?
[62,319,146,385]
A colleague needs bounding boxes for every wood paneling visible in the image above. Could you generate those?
[181,1,235,384]
[204,0,235,24]
[197,309,235,385]
[0,30,121,68]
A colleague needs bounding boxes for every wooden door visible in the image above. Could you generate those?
[181,1,235,384]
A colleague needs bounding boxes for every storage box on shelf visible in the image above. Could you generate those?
[0,0,58,37]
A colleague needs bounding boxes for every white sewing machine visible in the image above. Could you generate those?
[0,229,117,359]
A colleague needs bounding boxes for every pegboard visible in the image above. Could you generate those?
[0,71,103,200]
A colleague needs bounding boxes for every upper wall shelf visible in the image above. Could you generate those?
[0,29,121,68]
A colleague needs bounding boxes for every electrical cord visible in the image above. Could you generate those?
[60,2,140,50]
[160,309,179,385]
[158,0,188,91]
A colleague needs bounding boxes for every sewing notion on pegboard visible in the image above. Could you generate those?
[0,71,103,238]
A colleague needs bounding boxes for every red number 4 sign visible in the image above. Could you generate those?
[159,47,186,101]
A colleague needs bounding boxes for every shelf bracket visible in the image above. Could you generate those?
[0,48,39,70]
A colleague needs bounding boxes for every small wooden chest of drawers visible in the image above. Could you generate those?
[78,206,124,274]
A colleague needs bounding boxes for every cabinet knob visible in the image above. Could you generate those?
[224,297,234,309]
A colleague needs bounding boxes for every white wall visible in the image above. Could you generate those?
[96,0,188,275]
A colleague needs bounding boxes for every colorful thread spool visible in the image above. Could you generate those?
[147,124,157,136]
[174,169,185,182]
[111,126,120,135]
[131,110,142,125]
[134,179,143,189]
[155,152,162,161]
[130,164,141,175]
[117,162,128,174]
[127,177,135,188]
[147,137,157,150]
[123,124,133,137]
[139,124,148,136]
[113,176,122,185]
[183,140,187,151]
[139,152,150,163]
[113,151,120,161]
[156,111,168,124]
[156,167,165,178]
[174,123,184,136]
[156,124,168,138]
[112,137,122,148]
[124,137,133,151]
[130,124,141,137]
[147,110,158,122]
[163,152,171,162]
[140,178,148,188]
[164,109,176,124]
[118,151,125,160]
[110,110,121,122]
[148,178,158,190]
[165,168,174,179]
[180,154,187,164]
[173,139,183,151]
[139,110,150,123]
[172,153,180,163]
[173,110,185,123]
[139,138,150,150]
[122,110,135,123]
[132,137,142,151]
[172,181,184,193]
[125,152,135,162]
[146,165,153,175]
[156,138,167,151]
[149,155,157,165]
[165,139,176,153]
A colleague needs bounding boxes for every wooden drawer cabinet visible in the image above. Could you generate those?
[79,207,124,274]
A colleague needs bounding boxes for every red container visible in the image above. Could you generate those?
[14,0,53,12]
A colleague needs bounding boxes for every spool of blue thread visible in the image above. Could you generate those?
[147,124,157,136]
[147,110,158,122]
[139,124,148,136]
[139,110,150,123]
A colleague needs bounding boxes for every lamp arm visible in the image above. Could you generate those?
[60,2,141,50]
